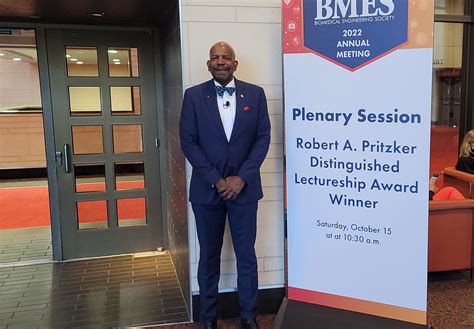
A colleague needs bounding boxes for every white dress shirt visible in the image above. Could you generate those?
[214,79,236,142]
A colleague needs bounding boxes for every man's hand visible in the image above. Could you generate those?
[215,178,228,194]
[219,176,245,200]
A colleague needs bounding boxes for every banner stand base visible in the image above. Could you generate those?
[273,298,433,329]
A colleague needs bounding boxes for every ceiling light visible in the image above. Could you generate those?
[66,54,71,58]
[108,50,118,54]
[90,12,105,17]
[0,53,4,56]
[76,61,84,64]
[13,57,21,61]
[70,58,78,62]
[112,58,120,62]
[114,62,121,65]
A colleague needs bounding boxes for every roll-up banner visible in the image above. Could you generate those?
[283,0,433,326]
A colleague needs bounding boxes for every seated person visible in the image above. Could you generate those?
[429,178,464,201]
[456,129,474,174]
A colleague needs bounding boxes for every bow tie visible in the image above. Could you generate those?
[215,85,235,98]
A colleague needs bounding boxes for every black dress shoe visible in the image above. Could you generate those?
[201,320,217,329]
[241,317,259,329]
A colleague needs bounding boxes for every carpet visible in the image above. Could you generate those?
[0,181,145,229]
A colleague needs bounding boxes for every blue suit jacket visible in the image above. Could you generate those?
[179,78,271,205]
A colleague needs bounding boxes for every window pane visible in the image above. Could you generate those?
[432,23,463,126]
[0,29,52,262]
[110,86,141,115]
[430,22,463,179]
[72,125,104,155]
[435,0,465,15]
[77,200,107,229]
[0,44,42,112]
[115,162,145,190]
[112,124,143,153]
[117,198,146,227]
[66,47,98,77]
[69,87,101,116]
[0,30,45,172]
[75,164,106,193]
[108,48,139,77]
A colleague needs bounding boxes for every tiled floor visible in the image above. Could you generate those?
[0,252,189,329]
[0,227,52,264]
[1,246,472,329]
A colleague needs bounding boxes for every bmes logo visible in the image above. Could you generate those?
[315,0,395,20]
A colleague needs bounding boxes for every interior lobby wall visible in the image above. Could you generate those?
[180,0,285,294]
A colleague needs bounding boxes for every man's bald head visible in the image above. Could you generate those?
[207,41,238,86]
[209,41,236,60]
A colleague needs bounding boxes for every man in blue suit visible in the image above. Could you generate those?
[179,41,271,329]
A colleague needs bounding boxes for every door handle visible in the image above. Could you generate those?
[63,143,72,173]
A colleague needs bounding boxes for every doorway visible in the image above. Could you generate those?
[45,29,164,259]
[0,28,52,265]
[0,25,190,329]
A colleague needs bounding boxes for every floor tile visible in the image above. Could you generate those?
[0,253,188,328]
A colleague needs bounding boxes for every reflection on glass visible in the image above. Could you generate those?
[66,47,98,77]
[75,164,106,193]
[435,0,465,15]
[112,124,143,153]
[430,22,463,178]
[115,162,145,190]
[69,87,101,116]
[72,125,104,155]
[117,198,146,227]
[110,87,141,115]
[108,48,139,77]
[0,38,42,113]
[0,30,47,175]
[432,23,463,126]
[77,200,108,229]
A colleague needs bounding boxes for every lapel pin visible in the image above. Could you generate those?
[207,95,210,98]
[240,94,244,98]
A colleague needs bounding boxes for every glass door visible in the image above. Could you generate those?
[0,28,52,265]
[46,29,163,259]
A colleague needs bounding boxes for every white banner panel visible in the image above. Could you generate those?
[283,0,434,324]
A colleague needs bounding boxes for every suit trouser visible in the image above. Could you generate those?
[192,200,258,323]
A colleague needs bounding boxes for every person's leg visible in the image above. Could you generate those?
[433,186,465,200]
[192,202,227,324]
[227,201,258,320]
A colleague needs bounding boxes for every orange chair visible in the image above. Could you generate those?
[443,167,474,199]
[428,199,474,274]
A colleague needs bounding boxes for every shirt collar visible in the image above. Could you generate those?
[213,78,235,89]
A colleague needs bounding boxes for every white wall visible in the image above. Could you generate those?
[180,0,285,294]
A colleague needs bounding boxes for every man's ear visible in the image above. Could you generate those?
[234,60,238,70]
[207,60,210,71]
